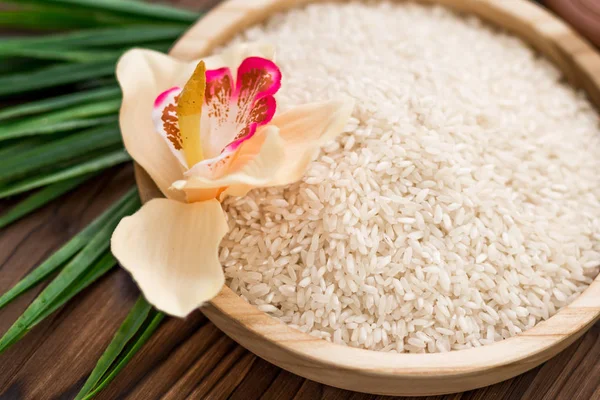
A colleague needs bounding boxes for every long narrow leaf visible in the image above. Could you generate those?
[0,25,187,51]
[0,115,118,142]
[0,149,131,198]
[14,0,199,24]
[0,186,133,308]
[7,47,121,63]
[0,7,146,31]
[0,86,120,121]
[0,123,121,182]
[75,296,153,400]
[4,40,173,63]
[0,138,46,159]
[0,9,93,31]
[33,251,118,323]
[4,115,118,141]
[0,99,121,141]
[80,311,165,400]
[0,188,139,353]
[0,174,92,230]
[0,58,41,76]
[0,61,116,97]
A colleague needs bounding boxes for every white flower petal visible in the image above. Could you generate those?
[111,198,228,317]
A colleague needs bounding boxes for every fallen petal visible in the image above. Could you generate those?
[111,198,228,317]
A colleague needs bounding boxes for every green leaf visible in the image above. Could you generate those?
[79,309,165,400]
[0,186,132,308]
[0,149,131,198]
[0,61,116,98]
[0,6,147,31]
[0,86,120,121]
[0,115,118,142]
[4,40,173,63]
[0,137,47,159]
[0,25,187,51]
[4,250,117,344]
[12,0,199,24]
[0,98,121,141]
[0,57,41,76]
[0,174,92,230]
[75,296,154,400]
[0,188,140,353]
[75,77,118,92]
[35,251,118,322]
[0,123,121,182]
[6,47,122,63]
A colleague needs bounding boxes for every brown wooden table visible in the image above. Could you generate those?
[1,1,600,399]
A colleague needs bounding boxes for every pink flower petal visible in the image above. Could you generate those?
[204,67,234,127]
[185,122,260,181]
[154,86,179,108]
[224,122,258,153]
[223,94,276,153]
[151,86,188,168]
[234,56,282,100]
[152,57,282,175]
[199,57,280,160]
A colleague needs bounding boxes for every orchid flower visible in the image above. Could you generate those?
[111,43,354,317]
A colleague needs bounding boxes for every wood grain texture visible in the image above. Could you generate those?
[1,0,600,399]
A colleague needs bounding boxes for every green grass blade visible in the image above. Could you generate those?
[0,122,121,182]
[0,115,118,142]
[0,149,131,199]
[80,310,165,400]
[0,7,142,31]
[0,9,89,31]
[0,86,120,122]
[0,98,121,140]
[6,47,122,63]
[0,58,41,76]
[0,1,174,30]
[0,189,140,353]
[3,40,173,63]
[33,251,118,323]
[0,25,187,51]
[0,61,116,98]
[13,0,199,24]
[76,77,118,91]
[0,174,91,230]
[1,251,117,348]
[0,184,135,309]
[0,138,46,159]
[74,296,153,400]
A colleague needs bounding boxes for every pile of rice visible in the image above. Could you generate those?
[218,1,600,353]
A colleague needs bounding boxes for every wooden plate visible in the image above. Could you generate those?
[133,0,600,396]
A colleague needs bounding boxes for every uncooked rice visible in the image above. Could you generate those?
[218,1,600,353]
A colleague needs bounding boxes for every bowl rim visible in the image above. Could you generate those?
[136,0,600,380]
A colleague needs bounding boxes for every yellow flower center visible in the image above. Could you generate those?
[177,60,206,167]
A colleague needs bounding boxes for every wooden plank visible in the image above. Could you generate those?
[0,1,599,399]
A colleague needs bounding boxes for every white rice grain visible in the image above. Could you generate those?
[219,1,600,353]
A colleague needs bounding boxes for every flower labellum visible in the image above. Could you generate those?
[112,43,354,317]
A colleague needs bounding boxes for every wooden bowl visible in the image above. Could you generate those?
[133,0,600,396]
